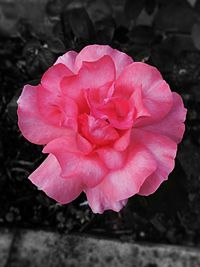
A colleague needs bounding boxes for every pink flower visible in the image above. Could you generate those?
[17,45,187,213]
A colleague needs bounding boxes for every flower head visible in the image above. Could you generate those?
[17,45,187,213]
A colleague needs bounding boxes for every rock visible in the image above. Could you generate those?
[0,229,14,267]
[2,229,200,267]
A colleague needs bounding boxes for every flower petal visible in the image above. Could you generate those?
[79,114,119,146]
[140,92,187,143]
[41,63,73,93]
[38,87,78,130]
[115,62,173,125]
[43,137,108,188]
[75,44,133,76]
[97,147,126,170]
[98,142,157,201]
[92,97,135,130]
[129,84,151,119]
[17,85,69,145]
[43,131,92,154]
[29,154,83,204]
[54,51,78,73]
[135,80,173,126]
[132,129,177,196]
[85,186,128,213]
[61,56,115,112]
[113,129,131,151]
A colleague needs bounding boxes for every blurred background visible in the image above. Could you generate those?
[0,0,200,247]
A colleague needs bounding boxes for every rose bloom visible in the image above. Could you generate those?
[17,45,187,213]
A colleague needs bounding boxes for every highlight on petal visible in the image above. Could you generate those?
[43,137,108,188]
[54,50,78,73]
[85,186,128,213]
[141,92,187,143]
[115,62,163,97]
[135,80,173,126]
[43,131,93,155]
[96,147,127,170]
[132,129,177,196]
[75,44,133,76]
[38,87,78,130]
[29,154,83,204]
[17,84,69,145]
[113,129,131,151]
[60,56,116,112]
[115,62,173,125]
[129,84,151,119]
[98,142,157,202]
[81,55,116,88]
[41,63,73,93]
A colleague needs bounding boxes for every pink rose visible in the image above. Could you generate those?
[17,45,187,213]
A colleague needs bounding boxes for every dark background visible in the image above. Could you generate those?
[1,0,200,247]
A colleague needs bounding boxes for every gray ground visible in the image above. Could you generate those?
[1,228,200,267]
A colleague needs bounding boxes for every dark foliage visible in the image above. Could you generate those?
[1,0,200,247]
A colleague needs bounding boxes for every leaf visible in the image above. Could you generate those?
[52,21,65,41]
[0,1,53,37]
[143,159,188,216]
[23,40,56,76]
[23,40,41,57]
[7,89,21,122]
[145,0,157,15]
[114,26,129,43]
[46,0,65,17]
[154,2,197,33]
[64,7,96,42]
[129,25,155,45]
[191,22,200,50]
[124,0,145,21]
[130,48,151,62]
[96,17,115,44]
[0,3,19,37]
[47,37,66,54]
[187,0,196,6]
[60,13,74,47]
[161,34,196,55]
[177,142,200,191]
[195,0,200,13]
[38,48,56,71]
[87,0,115,43]
[87,0,112,22]
[23,40,41,77]
[194,0,200,13]
[150,34,196,72]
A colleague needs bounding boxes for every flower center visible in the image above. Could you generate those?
[78,114,119,146]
